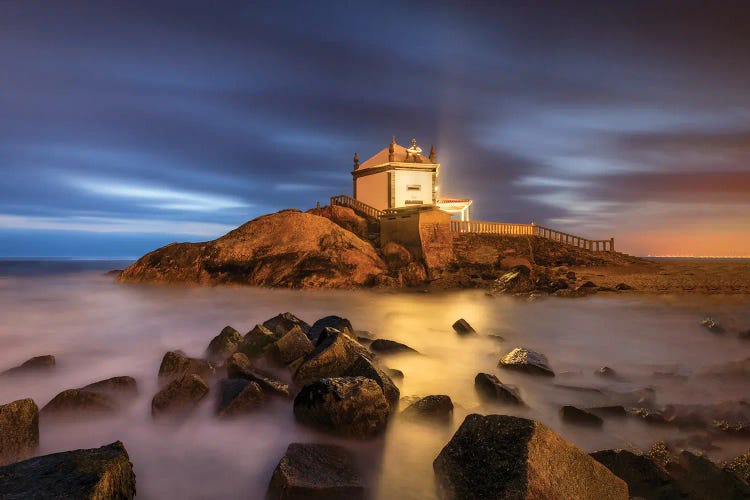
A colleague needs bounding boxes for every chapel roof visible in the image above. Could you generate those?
[357,139,435,170]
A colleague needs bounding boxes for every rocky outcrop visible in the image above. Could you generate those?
[433,414,628,499]
[0,399,38,466]
[236,324,280,359]
[263,312,311,338]
[293,328,371,384]
[498,347,555,376]
[400,395,453,423]
[307,205,370,240]
[158,351,215,384]
[293,377,390,439]
[118,210,389,288]
[205,326,243,363]
[0,441,136,499]
[267,443,366,500]
[151,373,209,417]
[308,316,353,343]
[341,355,400,408]
[1,355,55,377]
[474,373,522,405]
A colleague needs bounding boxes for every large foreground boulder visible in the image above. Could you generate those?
[265,326,314,366]
[267,443,366,500]
[205,326,243,363]
[0,399,39,466]
[81,376,138,400]
[158,351,214,384]
[0,441,136,499]
[293,377,390,439]
[152,374,209,417]
[293,328,371,384]
[591,449,682,499]
[1,355,55,376]
[433,414,628,499]
[236,324,280,359]
[216,379,264,418]
[117,210,389,288]
[41,389,118,418]
[498,347,555,376]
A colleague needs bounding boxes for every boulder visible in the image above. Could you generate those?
[264,312,311,338]
[385,368,404,380]
[216,379,264,418]
[0,399,38,466]
[151,373,209,417]
[700,317,725,333]
[157,351,214,384]
[308,316,354,343]
[369,339,419,355]
[579,280,598,288]
[452,318,476,335]
[474,373,523,405]
[381,241,413,270]
[0,441,136,499]
[666,450,750,499]
[307,204,369,239]
[293,328,371,384]
[40,389,118,417]
[614,282,633,290]
[433,414,628,499]
[587,405,627,417]
[401,395,453,423]
[591,449,681,499]
[492,265,534,294]
[267,442,366,500]
[498,347,555,376]
[1,355,55,376]
[724,451,750,483]
[265,326,314,366]
[236,324,279,359]
[560,405,604,427]
[205,326,243,362]
[225,353,290,398]
[293,377,390,439]
[81,376,138,401]
[341,355,400,409]
[117,210,389,288]
[595,366,620,379]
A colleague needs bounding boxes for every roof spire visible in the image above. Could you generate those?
[353,152,359,169]
[388,136,395,162]
[429,144,436,163]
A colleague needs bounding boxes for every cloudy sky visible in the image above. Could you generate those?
[1,1,749,257]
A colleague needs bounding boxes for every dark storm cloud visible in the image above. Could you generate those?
[1,0,749,255]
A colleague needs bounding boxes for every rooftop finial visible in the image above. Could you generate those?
[429,144,436,162]
[353,152,359,169]
[388,137,395,161]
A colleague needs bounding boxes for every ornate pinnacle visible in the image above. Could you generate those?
[429,144,436,162]
[388,137,395,161]
[353,152,359,168]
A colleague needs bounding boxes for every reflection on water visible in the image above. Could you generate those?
[1,263,750,499]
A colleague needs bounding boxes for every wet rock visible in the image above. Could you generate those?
[700,316,725,333]
[293,377,389,439]
[628,407,674,425]
[498,347,555,376]
[293,328,371,384]
[236,324,279,359]
[40,389,118,417]
[225,353,290,398]
[0,399,39,466]
[595,366,620,379]
[216,379,264,417]
[474,373,523,404]
[723,451,750,483]
[1,355,55,376]
[267,443,366,500]
[384,368,404,380]
[158,351,214,384]
[587,405,627,417]
[614,282,633,290]
[667,450,750,499]
[369,339,419,355]
[341,355,400,408]
[151,373,209,417]
[491,265,534,294]
[433,414,628,499]
[560,405,604,427]
[205,326,243,363]
[265,326,315,366]
[591,449,681,499]
[566,271,577,280]
[264,312,311,338]
[81,376,138,401]
[0,441,136,499]
[553,287,597,298]
[308,316,354,343]
[401,395,453,423]
[579,280,598,288]
[452,318,476,335]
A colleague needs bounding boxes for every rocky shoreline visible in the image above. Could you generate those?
[3,312,750,498]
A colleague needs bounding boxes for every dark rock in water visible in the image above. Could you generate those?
[151,373,209,417]
[267,443,366,500]
[158,351,214,384]
[591,449,681,499]
[41,389,118,417]
[236,324,279,359]
[595,366,619,379]
[1,355,55,376]
[265,326,314,366]
[498,347,555,376]
[217,379,264,417]
[293,328,371,384]
[205,326,243,363]
[614,282,633,290]
[452,318,476,335]
[433,414,628,500]
[579,280,598,288]
[369,338,419,355]
[474,373,523,404]
[401,395,453,423]
[560,405,604,427]
[492,265,533,294]
[0,441,136,499]
[342,355,400,409]
[263,312,311,338]
[723,451,750,483]
[587,405,627,417]
[384,368,404,380]
[293,377,390,439]
[554,287,598,298]
[0,399,38,466]
[81,376,138,401]
[667,450,750,499]
[225,353,290,398]
[308,316,354,343]
[700,316,725,333]
[629,407,674,425]
[105,269,123,277]
[553,383,604,395]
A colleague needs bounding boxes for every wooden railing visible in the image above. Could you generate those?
[330,195,384,219]
[451,220,615,252]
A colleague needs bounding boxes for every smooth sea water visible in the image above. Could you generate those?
[1,260,750,499]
